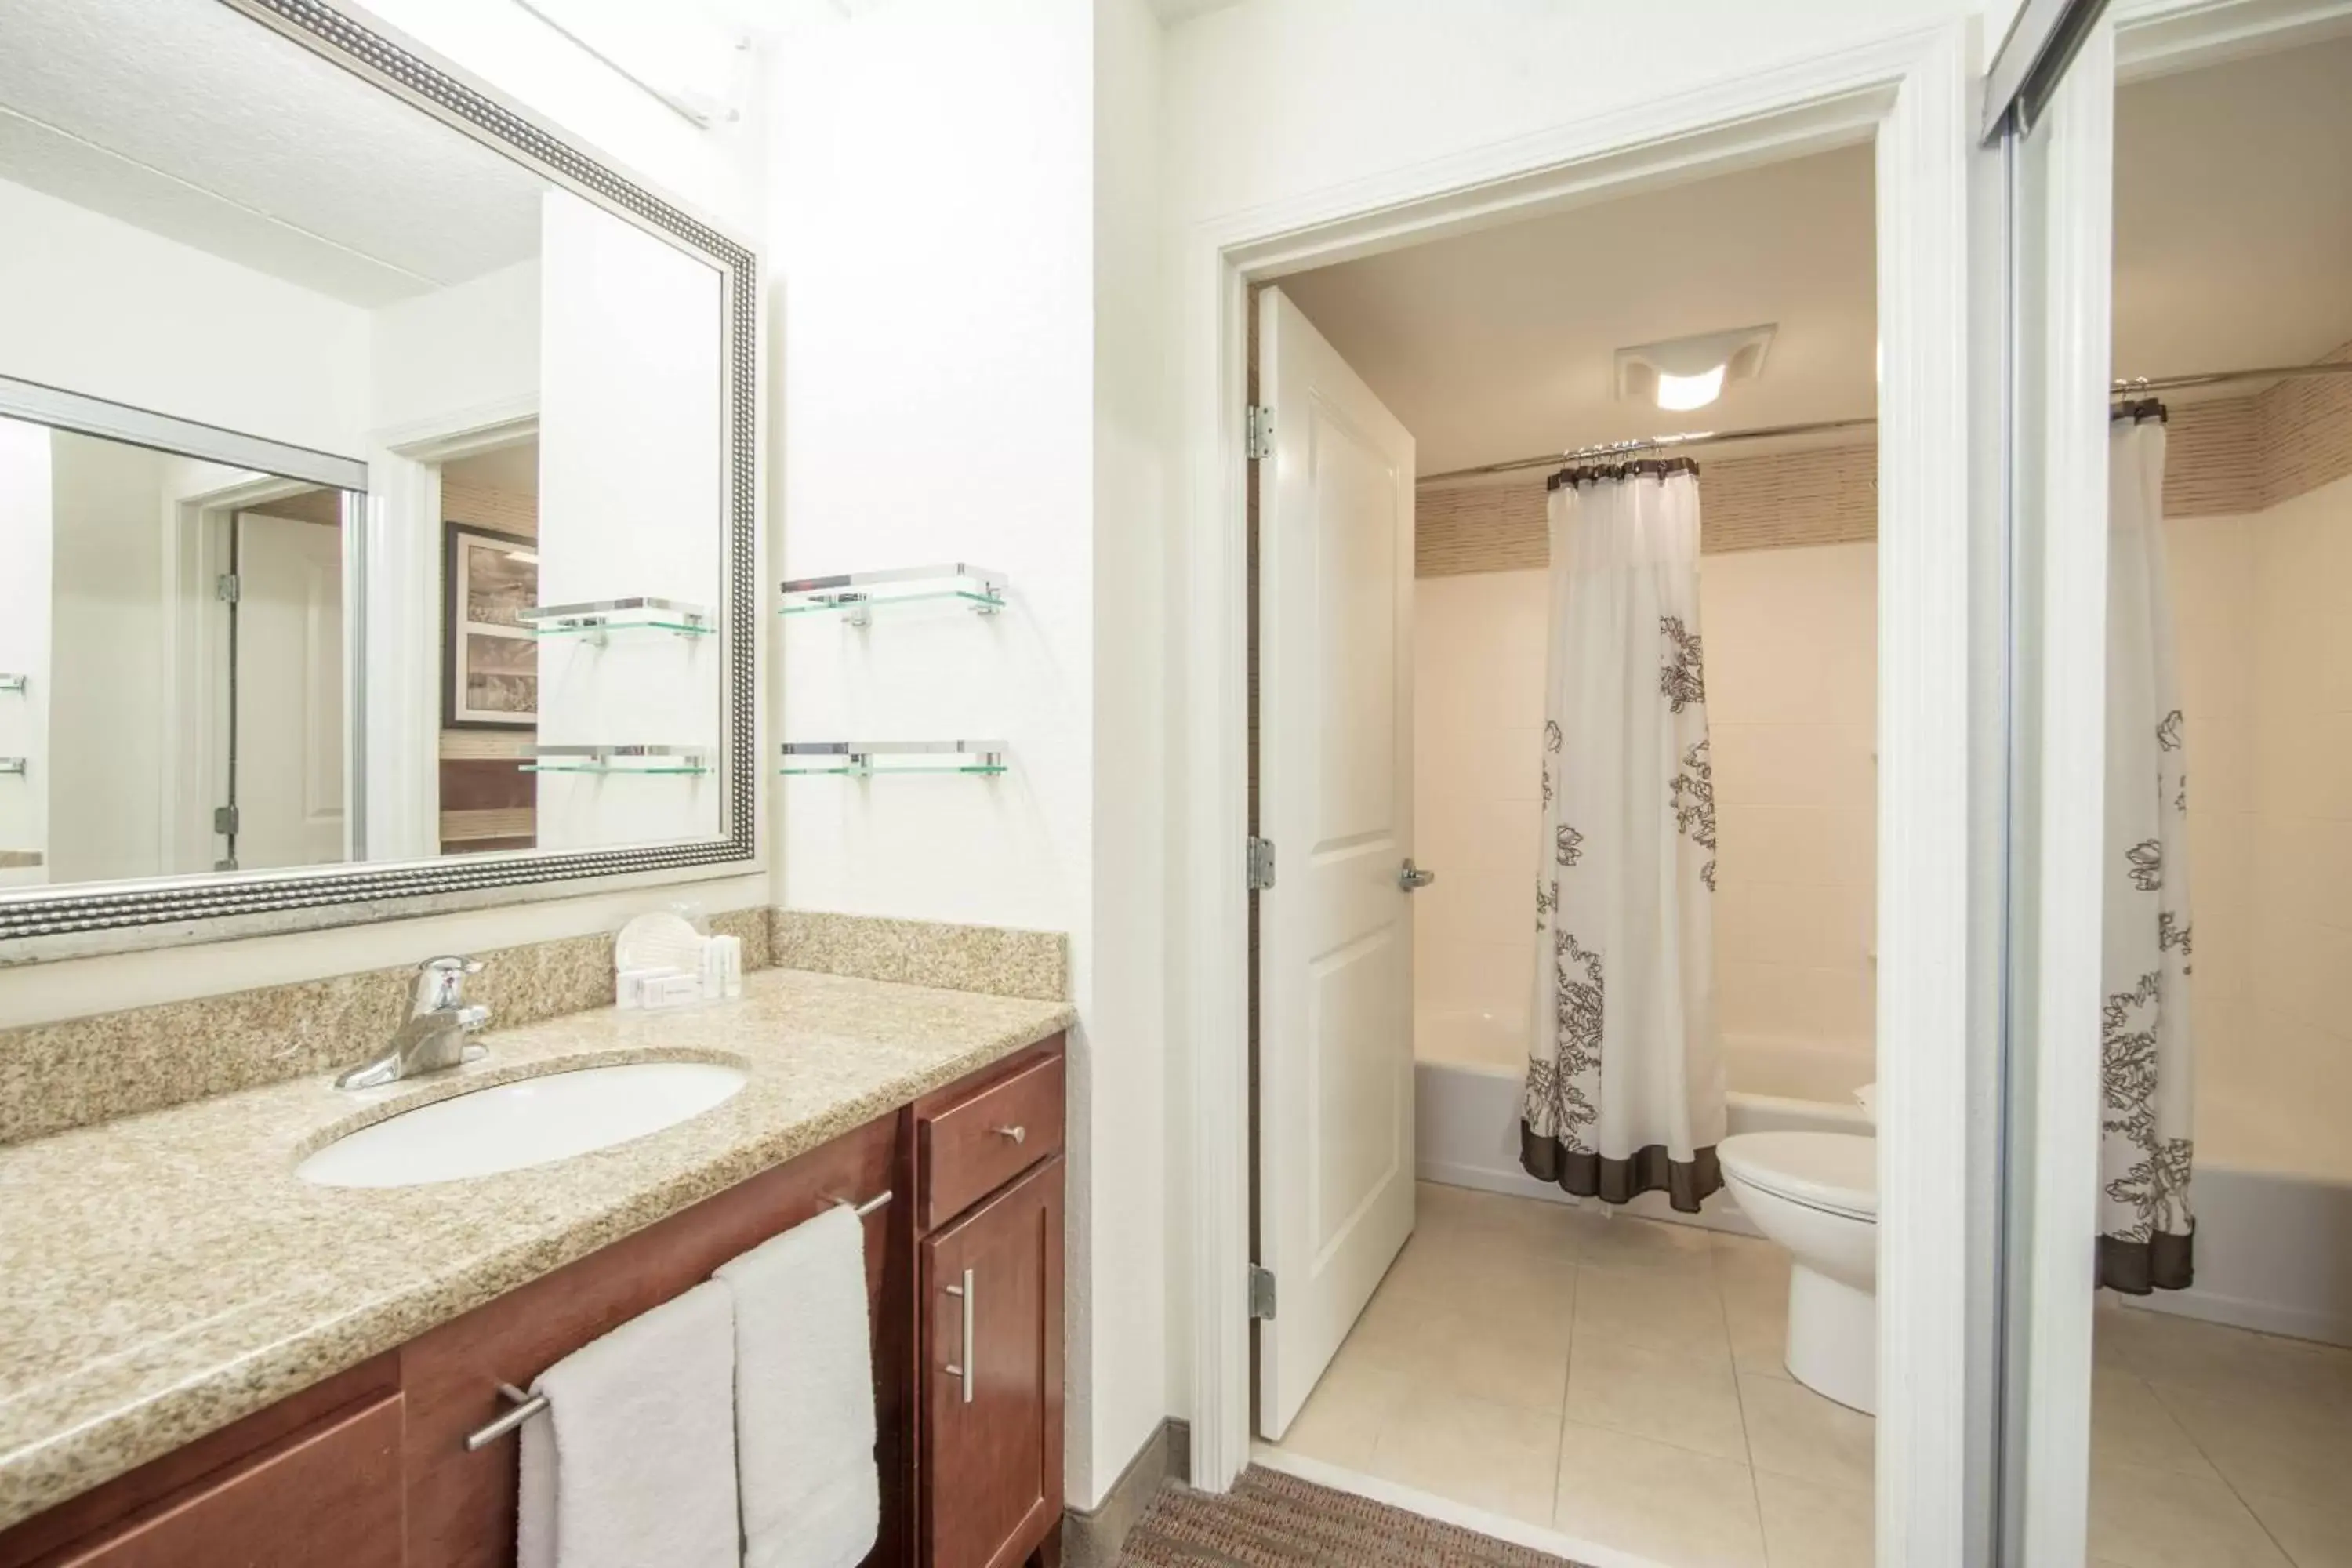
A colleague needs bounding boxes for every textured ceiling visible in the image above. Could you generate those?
[0,0,550,307]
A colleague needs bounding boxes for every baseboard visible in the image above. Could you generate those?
[1061,1417,1191,1567]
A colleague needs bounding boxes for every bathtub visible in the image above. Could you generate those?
[1414,1009,1871,1235]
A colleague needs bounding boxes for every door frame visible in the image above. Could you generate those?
[160,471,338,873]
[364,397,541,863]
[1174,20,1979,1563]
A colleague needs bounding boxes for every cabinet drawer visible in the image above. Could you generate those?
[50,1395,402,1568]
[916,1053,1064,1229]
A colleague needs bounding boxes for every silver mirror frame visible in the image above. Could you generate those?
[0,0,758,955]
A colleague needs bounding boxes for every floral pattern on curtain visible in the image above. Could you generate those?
[2102,405,2196,1292]
[1521,459,1727,1213]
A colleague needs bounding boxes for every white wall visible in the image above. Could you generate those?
[45,433,169,885]
[767,0,1171,1508]
[1413,546,1878,1072]
[369,260,542,435]
[1092,0,1176,1471]
[1161,0,2006,227]
[0,178,372,457]
[0,420,53,884]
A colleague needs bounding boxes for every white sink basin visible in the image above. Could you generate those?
[297,1061,748,1188]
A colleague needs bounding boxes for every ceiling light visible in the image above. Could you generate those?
[1654,365,1727,412]
[1616,324,1777,412]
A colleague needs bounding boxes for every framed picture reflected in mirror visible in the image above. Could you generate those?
[445,522,539,728]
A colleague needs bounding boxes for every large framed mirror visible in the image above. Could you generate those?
[0,0,757,956]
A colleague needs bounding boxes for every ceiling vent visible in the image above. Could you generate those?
[1615,324,1777,412]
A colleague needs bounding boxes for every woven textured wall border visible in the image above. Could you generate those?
[1417,441,1878,576]
[1418,350,2352,578]
[2258,342,2352,510]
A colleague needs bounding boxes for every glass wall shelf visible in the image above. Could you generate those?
[781,740,1008,778]
[517,598,713,645]
[0,673,25,695]
[779,564,1007,626]
[520,744,710,776]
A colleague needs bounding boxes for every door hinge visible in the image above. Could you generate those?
[215,572,241,604]
[213,804,240,836]
[1246,836,1276,891]
[1249,1264,1277,1320]
[1246,404,1275,461]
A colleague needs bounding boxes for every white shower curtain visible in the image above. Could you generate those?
[2101,406,2196,1292]
[1521,460,1726,1211]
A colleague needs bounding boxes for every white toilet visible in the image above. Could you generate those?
[1717,1127,1878,1414]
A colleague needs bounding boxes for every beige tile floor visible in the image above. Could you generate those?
[1268,1181,2352,1568]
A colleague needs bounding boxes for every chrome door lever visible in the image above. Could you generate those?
[1398,858,1437,891]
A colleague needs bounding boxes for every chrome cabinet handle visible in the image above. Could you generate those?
[1398,858,1437,891]
[993,1124,1026,1145]
[941,1267,975,1404]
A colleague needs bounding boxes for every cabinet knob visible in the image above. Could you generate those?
[993,1124,1027,1145]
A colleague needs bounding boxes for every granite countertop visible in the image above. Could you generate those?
[0,967,1075,1530]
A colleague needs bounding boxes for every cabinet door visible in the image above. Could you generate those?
[920,1156,1063,1568]
[52,1395,403,1568]
[401,1114,901,1568]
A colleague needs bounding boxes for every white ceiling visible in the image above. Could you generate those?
[445,438,542,500]
[1277,143,1878,477]
[1281,31,2352,477]
[0,0,550,307]
[2114,34,2352,385]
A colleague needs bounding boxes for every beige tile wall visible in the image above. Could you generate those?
[2169,469,2352,1181]
[1413,540,1878,1069]
[1412,571,1548,1066]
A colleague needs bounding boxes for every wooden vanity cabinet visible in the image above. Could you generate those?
[920,1158,1065,1568]
[401,1108,907,1568]
[911,1051,1066,1568]
[0,1033,1067,1568]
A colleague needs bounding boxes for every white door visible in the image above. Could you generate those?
[233,510,345,869]
[1254,286,1419,1440]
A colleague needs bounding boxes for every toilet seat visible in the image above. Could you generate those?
[1718,1131,1876,1223]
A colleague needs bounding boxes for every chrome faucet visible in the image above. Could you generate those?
[334,956,492,1091]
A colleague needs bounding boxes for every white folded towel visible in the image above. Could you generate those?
[716,1203,880,1568]
[517,1279,742,1568]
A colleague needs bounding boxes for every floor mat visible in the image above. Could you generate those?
[1117,1465,1596,1567]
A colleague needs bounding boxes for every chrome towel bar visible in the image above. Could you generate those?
[461,1189,892,1451]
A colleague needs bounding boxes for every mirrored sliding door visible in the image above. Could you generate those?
[1991,2,2352,1562]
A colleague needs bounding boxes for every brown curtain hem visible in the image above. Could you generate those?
[2100,1229,2194,1294]
[1519,1125,1722,1214]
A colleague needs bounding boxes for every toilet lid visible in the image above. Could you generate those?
[1719,1131,1876,1221]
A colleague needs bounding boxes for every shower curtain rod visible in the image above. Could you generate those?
[1415,417,1875,485]
[1417,358,2352,486]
